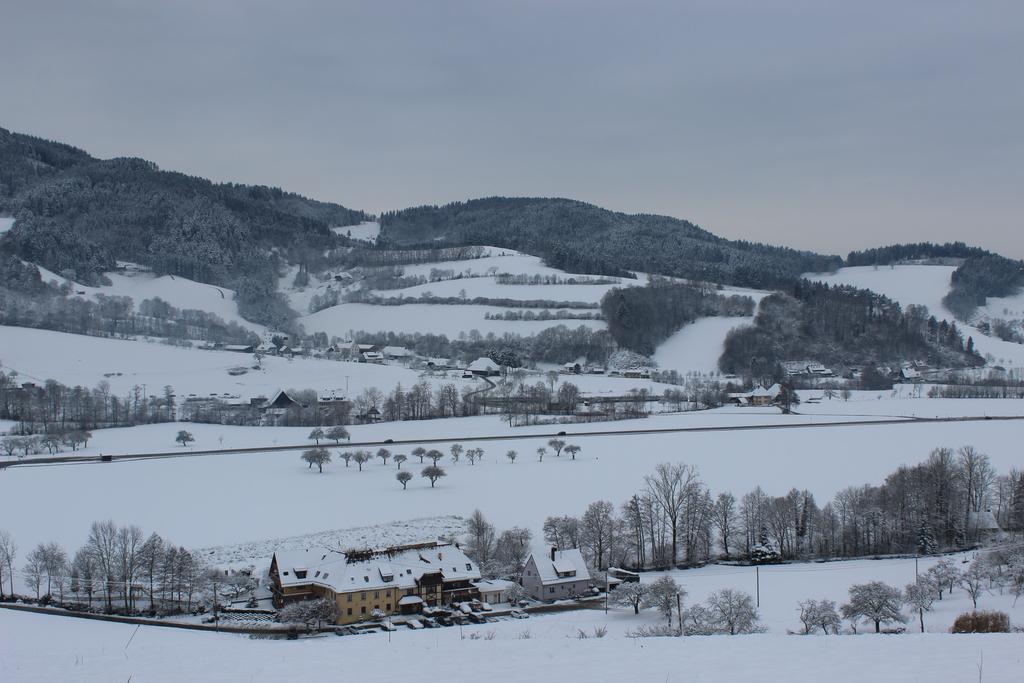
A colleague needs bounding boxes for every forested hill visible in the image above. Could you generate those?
[0,127,367,326]
[379,197,842,290]
[845,241,1024,321]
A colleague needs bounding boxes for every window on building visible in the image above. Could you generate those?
[374,591,379,598]
[347,594,353,602]
[361,606,366,614]
[361,592,366,599]
[549,587,555,594]
[465,564,472,571]
[347,608,352,616]
[295,571,307,579]
[386,603,391,610]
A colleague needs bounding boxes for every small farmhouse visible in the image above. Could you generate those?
[467,357,500,377]
[521,547,592,601]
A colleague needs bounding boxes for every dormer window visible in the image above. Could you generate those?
[295,570,307,579]
[465,563,472,571]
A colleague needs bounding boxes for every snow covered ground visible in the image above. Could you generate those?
[1,603,1022,682]
[653,316,754,374]
[197,515,467,568]
[300,302,605,337]
[0,216,14,235]
[1,409,1019,555]
[0,325,458,398]
[332,220,380,242]
[805,265,1024,368]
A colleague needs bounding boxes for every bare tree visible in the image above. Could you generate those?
[421,465,446,488]
[412,446,427,464]
[645,462,700,566]
[396,470,413,489]
[325,426,350,444]
[466,510,496,563]
[841,581,906,633]
[712,492,739,559]
[301,448,331,473]
[450,444,464,464]
[798,598,841,634]
[394,454,407,469]
[536,447,547,462]
[0,530,16,597]
[547,439,566,457]
[427,449,444,465]
[338,451,353,467]
[610,582,649,614]
[308,428,325,444]
[705,589,763,635]
[565,444,581,460]
[175,430,195,447]
[506,450,517,464]
[352,450,371,471]
[961,561,987,609]
[376,448,391,466]
[904,577,936,632]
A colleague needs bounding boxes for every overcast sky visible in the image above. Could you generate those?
[2,0,1021,258]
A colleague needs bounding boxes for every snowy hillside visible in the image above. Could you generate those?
[806,265,1024,367]
[0,326,450,398]
[27,261,264,334]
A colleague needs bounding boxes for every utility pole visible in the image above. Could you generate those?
[755,565,760,607]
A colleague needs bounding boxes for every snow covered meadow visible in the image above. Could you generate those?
[2,589,1022,682]
[2,407,1020,559]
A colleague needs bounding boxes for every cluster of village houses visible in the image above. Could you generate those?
[269,541,598,626]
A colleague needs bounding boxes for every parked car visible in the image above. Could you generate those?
[510,609,529,620]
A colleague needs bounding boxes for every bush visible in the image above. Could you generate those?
[951,610,1010,633]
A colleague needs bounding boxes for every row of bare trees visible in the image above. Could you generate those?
[542,448,1022,572]
[2,522,250,615]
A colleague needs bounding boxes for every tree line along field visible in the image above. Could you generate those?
[1,413,1021,560]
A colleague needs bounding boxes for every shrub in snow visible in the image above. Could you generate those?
[278,598,337,631]
[951,610,1010,633]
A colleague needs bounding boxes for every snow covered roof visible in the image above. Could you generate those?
[398,595,423,605]
[273,542,480,594]
[526,549,590,585]
[382,346,412,357]
[472,579,518,591]
[967,510,1001,532]
[468,358,499,371]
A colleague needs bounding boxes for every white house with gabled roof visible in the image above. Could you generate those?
[521,547,591,601]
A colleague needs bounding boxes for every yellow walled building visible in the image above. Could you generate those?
[270,541,481,625]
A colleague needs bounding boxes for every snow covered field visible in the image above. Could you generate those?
[805,265,1024,367]
[300,302,605,337]
[1,605,1021,682]
[27,263,263,334]
[1,410,1020,555]
[332,220,380,242]
[653,316,754,374]
[0,325,456,398]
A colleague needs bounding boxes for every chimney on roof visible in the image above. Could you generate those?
[550,546,557,562]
